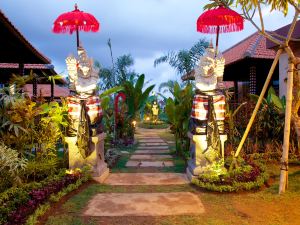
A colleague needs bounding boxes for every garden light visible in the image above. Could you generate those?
[132,120,137,127]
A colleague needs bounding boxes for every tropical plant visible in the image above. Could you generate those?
[0,142,28,191]
[154,39,209,75]
[97,39,139,90]
[249,86,285,145]
[165,82,194,159]
[123,74,155,120]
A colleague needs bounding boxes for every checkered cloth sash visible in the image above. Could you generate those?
[191,94,225,120]
[67,95,102,119]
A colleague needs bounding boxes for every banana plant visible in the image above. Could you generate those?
[165,82,194,158]
[249,86,285,144]
[122,74,155,120]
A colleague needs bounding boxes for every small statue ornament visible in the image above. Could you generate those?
[152,101,159,122]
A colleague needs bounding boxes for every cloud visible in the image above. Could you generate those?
[0,0,297,85]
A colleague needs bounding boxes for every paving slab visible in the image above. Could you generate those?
[126,160,174,167]
[136,136,161,139]
[135,150,170,154]
[121,151,130,154]
[167,141,175,144]
[104,173,189,185]
[83,192,204,216]
[138,139,165,143]
[137,146,169,150]
[139,143,168,146]
[130,154,173,160]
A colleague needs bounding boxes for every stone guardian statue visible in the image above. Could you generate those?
[187,44,227,179]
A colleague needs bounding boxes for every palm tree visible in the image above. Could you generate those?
[154,39,209,76]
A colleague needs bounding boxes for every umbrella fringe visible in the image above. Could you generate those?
[197,23,243,34]
[53,25,99,34]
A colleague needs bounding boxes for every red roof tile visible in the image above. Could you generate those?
[223,32,276,65]
[23,84,69,98]
[0,63,54,69]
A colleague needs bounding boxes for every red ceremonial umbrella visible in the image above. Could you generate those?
[197,5,244,54]
[53,4,100,48]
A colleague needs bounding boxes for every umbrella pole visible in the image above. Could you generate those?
[215,26,220,57]
[76,27,80,48]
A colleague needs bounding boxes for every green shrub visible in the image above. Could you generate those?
[192,161,269,192]
[24,158,59,181]
[0,142,28,192]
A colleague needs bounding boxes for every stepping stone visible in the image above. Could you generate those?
[139,139,165,143]
[121,151,129,154]
[139,143,168,146]
[167,141,175,144]
[83,192,204,216]
[130,154,172,160]
[104,173,189,185]
[137,146,169,150]
[126,160,174,167]
[134,135,160,139]
[135,150,170,154]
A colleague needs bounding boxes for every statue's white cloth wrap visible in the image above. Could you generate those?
[195,47,225,92]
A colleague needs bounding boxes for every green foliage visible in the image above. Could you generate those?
[0,94,68,158]
[205,0,293,17]
[192,161,269,192]
[154,39,209,75]
[249,86,285,145]
[24,158,59,181]
[25,203,50,225]
[98,53,139,90]
[165,82,194,158]
[123,74,155,120]
[0,142,28,191]
[224,90,247,145]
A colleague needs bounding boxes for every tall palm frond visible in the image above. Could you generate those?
[154,39,209,75]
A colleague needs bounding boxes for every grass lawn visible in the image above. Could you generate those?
[43,164,300,225]
[42,129,300,224]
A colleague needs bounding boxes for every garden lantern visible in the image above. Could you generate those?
[52,4,100,47]
[197,5,244,54]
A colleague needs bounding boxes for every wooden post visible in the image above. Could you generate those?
[234,49,283,158]
[279,61,294,194]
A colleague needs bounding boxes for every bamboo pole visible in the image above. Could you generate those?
[234,49,283,158]
[279,61,294,194]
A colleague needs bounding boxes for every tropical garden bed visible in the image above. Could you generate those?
[191,159,269,192]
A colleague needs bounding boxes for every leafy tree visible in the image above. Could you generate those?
[154,39,209,75]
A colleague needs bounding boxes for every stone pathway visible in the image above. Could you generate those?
[126,129,174,168]
[85,128,202,219]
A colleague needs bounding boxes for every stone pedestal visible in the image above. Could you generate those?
[65,133,109,182]
[186,132,227,181]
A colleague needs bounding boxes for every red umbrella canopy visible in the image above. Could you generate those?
[197,6,243,34]
[53,4,100,47]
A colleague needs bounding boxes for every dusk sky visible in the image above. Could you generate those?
[0,0,296,91]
